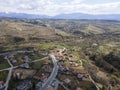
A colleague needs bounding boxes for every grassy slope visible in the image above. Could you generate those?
[0,20,55,37]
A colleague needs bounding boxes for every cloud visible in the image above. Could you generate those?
[0,0,120,16]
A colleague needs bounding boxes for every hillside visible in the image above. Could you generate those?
[0,20,55,37]
[0,19,72,45]
[42,20,120,35]
[0,18,120,90]
[0,19,120,40]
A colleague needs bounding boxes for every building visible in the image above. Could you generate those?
[45,85,53,90]
[33,76,40,80]
[15,80,32,90]
[76,87,83,90]
[62,48,67,53]
[13,72,21,80]
[45,65,53,72]
[35,81,42,90]
[77,73,84,80]
[20,63,30,69]
[7,53,14,59]
[77,73,89,80]
[24,56,31,63]
[69,62,79,67]
[63,78,71,84]
[0,81,5,90]
[40,74,47,82]
[11,59,17,64]
[107,84,112,90]
[92,43,98,47]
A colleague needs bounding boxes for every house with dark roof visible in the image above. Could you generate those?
[15,80,32,90]
[0,81,5,90]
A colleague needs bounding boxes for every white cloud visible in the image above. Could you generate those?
[0,0,120,16]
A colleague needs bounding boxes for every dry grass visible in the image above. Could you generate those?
[0,20,55,38]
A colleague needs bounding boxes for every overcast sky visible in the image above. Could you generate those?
[0,0,120,16]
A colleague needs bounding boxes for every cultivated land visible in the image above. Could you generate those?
[0,19,120,90]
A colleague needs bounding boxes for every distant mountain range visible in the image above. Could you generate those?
[53,13,120,20]
[0,12,120,20]
[0,12,50,19]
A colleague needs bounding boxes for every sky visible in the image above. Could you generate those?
[0,0,120,16]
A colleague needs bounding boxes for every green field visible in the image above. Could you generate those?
[0,55,10,69]
[0,70,9,82]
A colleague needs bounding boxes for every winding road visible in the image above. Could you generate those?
[40,54,59,90]
[0,50,98,90]
[0,51,58,90]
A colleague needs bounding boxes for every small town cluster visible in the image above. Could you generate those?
[0,48,97,90]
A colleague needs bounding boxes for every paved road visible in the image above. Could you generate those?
[54,80,59,90]
[88,75,100,90]
[4,57,14,90]
[5,67,13,90]
[40,54,59,90]
[0,51,32,90]
[1,56,48,90]
[0,50,49,90]
[53,79,61,90]
[0,66,18,72]
[55,78,69,90]
[0,68,10,72]
[0,51,58,90]
[6,57,13,67]
[32,57,48,63]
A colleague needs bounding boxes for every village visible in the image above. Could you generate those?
[0,47,97,90]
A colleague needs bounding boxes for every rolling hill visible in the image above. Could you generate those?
[0,19,55,37]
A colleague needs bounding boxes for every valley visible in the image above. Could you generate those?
[0,18,120,90]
